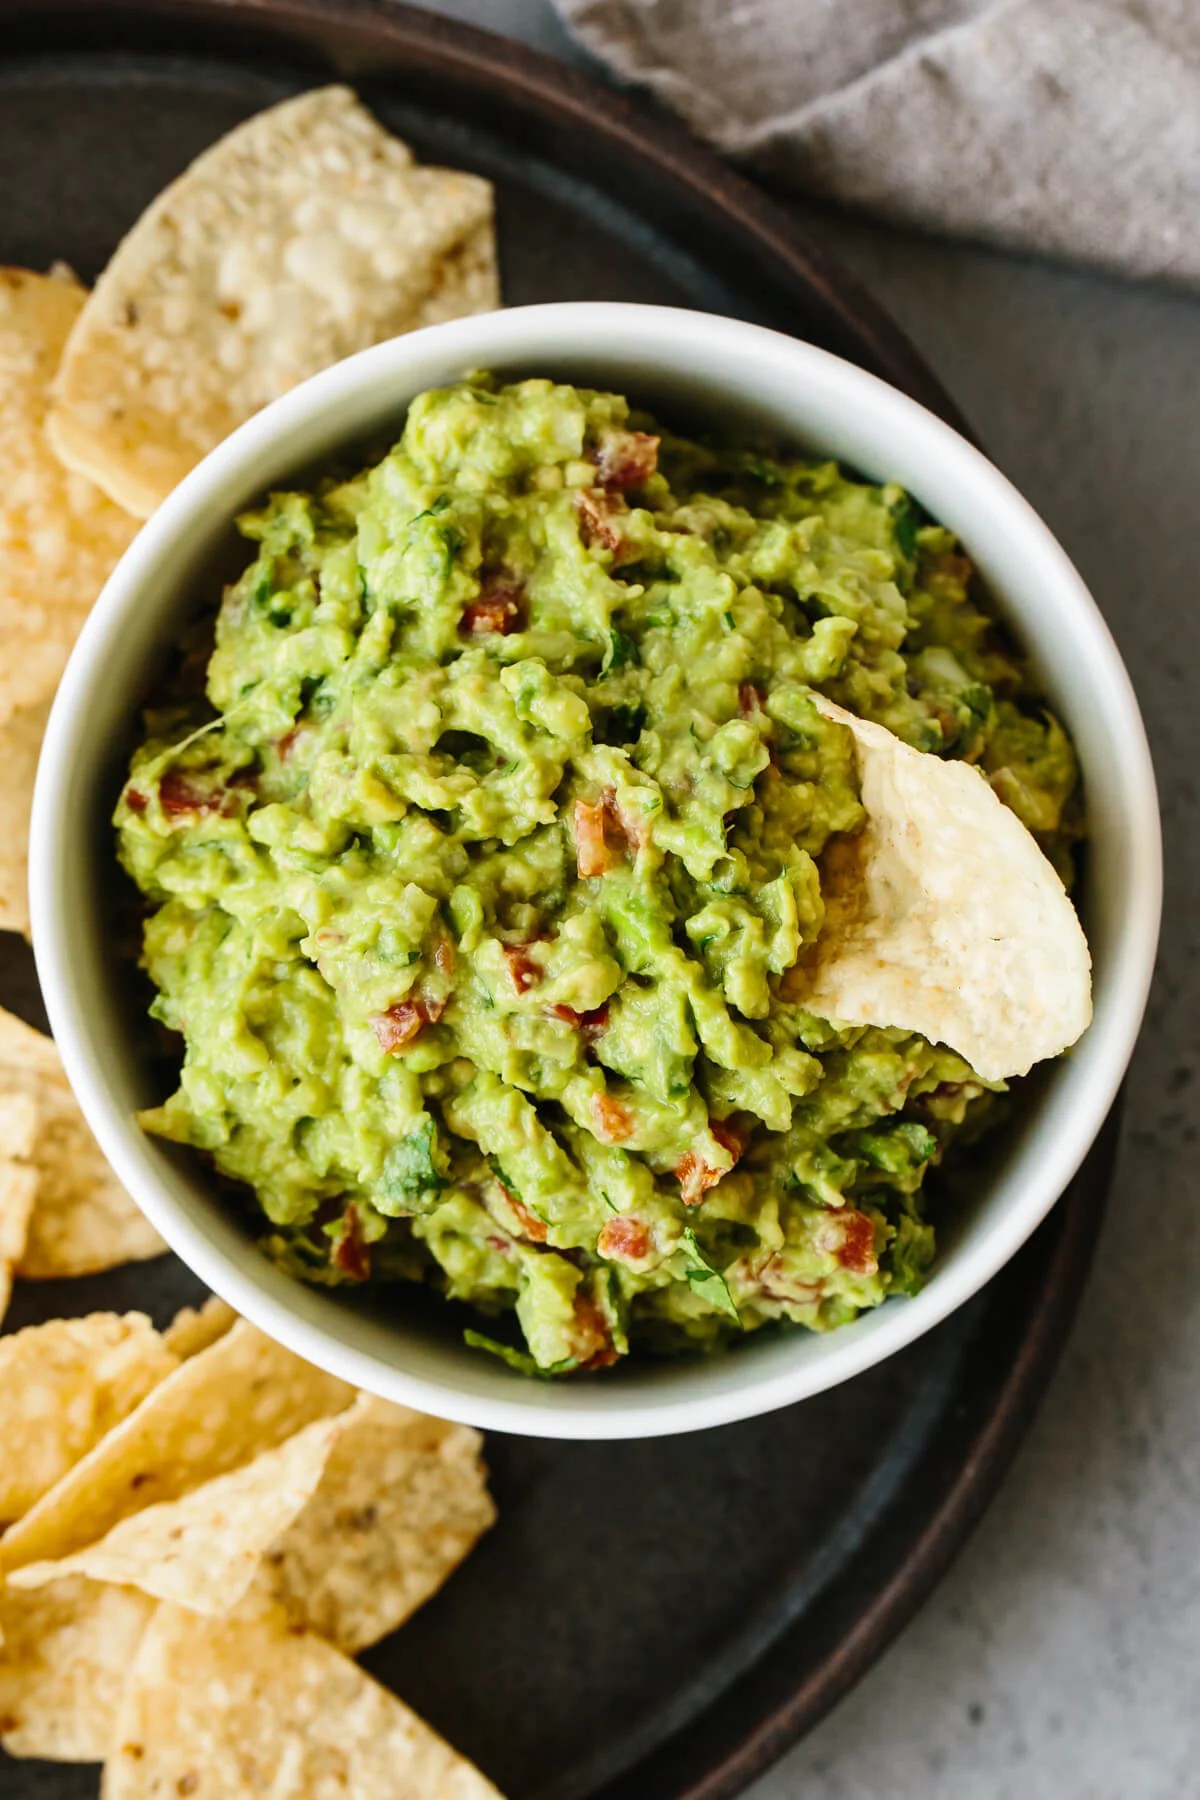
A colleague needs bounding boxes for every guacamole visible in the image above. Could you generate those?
[116,377,1080,1373]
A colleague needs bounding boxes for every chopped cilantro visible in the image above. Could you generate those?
[377,1116,446,1213]
[680,1228,742,1324]
[602,627,640,675]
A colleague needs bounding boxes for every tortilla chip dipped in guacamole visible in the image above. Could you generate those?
[115,377,1090,1373]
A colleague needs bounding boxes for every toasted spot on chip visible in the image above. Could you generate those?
[0,1575,154,1762]
[0,1313,177,1528]
[0,1319,353,1573]
[162,1294,238,1360]
[788,697,1092,1082]
[250,1393,496,1652]
[0,267,138,725]
[48,86,498,517]
[0,699,48,939]
[0,1007,167,1278]
[101,1602,504,1799]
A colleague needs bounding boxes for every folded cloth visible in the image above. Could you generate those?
[553,0,1200,289]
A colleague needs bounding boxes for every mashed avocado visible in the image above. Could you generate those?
[116,377,1080,1373]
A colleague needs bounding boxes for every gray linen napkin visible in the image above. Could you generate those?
[553,0,1200,288]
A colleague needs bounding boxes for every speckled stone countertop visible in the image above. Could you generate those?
[436,5,1196,1790]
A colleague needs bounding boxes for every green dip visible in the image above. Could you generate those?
[116,377,1080,1373]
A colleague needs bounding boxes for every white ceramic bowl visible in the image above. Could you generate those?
[30,303,1160,1439]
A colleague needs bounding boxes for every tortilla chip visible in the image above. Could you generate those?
[18,1135,167,1277]
[49,86,498,517]
[0,1575,154,1762]
[0,1319,353,1573]
[0,267,139,724]
[0,1094,39,1325]
[12,1394,494,1651]
[162,1294,237,1360]
[0,1312,177,1528]
[101,1602,504,1799]
[0,698,49,939]
[0,1171,37,1325]
[11,1407,354,1616]
[256,1395,495,1652]
[406,220,499,330]
[790,698,1092,1081]
[0,1006,166,1277]
[0,1086,39,1161]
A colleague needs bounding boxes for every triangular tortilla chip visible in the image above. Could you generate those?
[49,87,498,516]
[0,266,138,725]
[12,1394,495,1653]
[0,1319,353,1573]
[0,1575,154,1762]
[254,1394,495,1652]
[0,1007,166,1277]
[789,697,1092,1081]
[162,1294,237,1360]
[11,1407,354,1616]
[0,698,48,939]
[0,1312,177,1528]
[101,1603,504,1799]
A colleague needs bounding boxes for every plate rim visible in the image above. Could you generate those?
[0,4,1112,1794]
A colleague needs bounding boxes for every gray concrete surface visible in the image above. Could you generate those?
[428,5,1198,1792]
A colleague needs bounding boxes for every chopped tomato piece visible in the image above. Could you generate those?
[570,1293,618,1371]
[675,1151,717,1207]
[710,1118,746,1160]
[330,1206,371,1282]
[594,1093,634,1143]
[124,786,148,814]
[591,430,659,491]
[575,487,627,553]
[738,681,765,717]
[575,787,637,878]
[574,797,622,877]
[502,945,541,993]
[158,771,228,817]
[276,723,309,761]
[834,1209,878,1276]
[597,1216,650,1262]
[550,1001,610,1040]
[460,577,525,636]
[494,1181,548,1245]
[675,1120,745,1205]
[370,1001,426,1052]
[420,992,448,1025]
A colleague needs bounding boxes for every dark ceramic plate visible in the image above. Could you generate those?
[0,4,1114,1796]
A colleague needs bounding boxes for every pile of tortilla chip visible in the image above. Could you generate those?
[0,92,503,1786]
[0,83,498,938]
[0,1304,501,1796]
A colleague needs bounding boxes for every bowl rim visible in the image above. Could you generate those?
[30,301,1162,1438]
